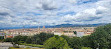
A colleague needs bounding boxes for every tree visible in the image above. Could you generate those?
[20,36,28,43]
[26,37,33,44]
[61,35,70,41]
[44,35,70,49]
[30,32,54,45]
[73,31,77,35]
[81,47,92,49]
[61,35,70,44]
[89,24,111,49]
[12,35,28,47]
[0,36,4,40]
[3,38,12,42]
[82,36,93,48]
[13,35,22,44]
[68,37,82,49]
[12,35,22,48]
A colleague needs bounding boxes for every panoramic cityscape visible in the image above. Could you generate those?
[0,0,111,49]
[1,27,95,37]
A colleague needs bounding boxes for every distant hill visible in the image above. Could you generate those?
[0,23,107,30]
[45,23,107,28]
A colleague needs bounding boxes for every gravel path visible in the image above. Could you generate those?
[0,42,13,49]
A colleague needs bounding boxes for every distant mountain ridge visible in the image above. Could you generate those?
[0,23,107,30]
[52,23,107,28]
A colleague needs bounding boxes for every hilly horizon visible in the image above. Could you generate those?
[0,23,107,30]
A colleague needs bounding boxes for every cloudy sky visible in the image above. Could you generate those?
[0,0,111,28]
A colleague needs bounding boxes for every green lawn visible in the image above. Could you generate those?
[19,43,44,48]
[9,47,44,49]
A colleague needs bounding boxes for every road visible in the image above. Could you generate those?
[0,42,13,49]
[0,42,43,49]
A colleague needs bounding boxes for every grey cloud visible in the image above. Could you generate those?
[42,4,57,10]
[0,12,15,20]
[35,0,58,10]
[0,12,9,16]
[96,11,103,15]
[75,17,102,22]
[0,12,11,20]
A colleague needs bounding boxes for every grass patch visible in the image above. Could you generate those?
[19,43,44,48]
[31,45,43,48]
[9,47,44,49]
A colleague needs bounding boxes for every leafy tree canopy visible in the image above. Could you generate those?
[44,35,70,49]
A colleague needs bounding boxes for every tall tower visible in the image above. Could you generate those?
[38,26,40,33]
[38,26,40,30]
[43,26,45,29]
[61,27,64,35]
[38,22,40,33]
[84,28,87,34]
